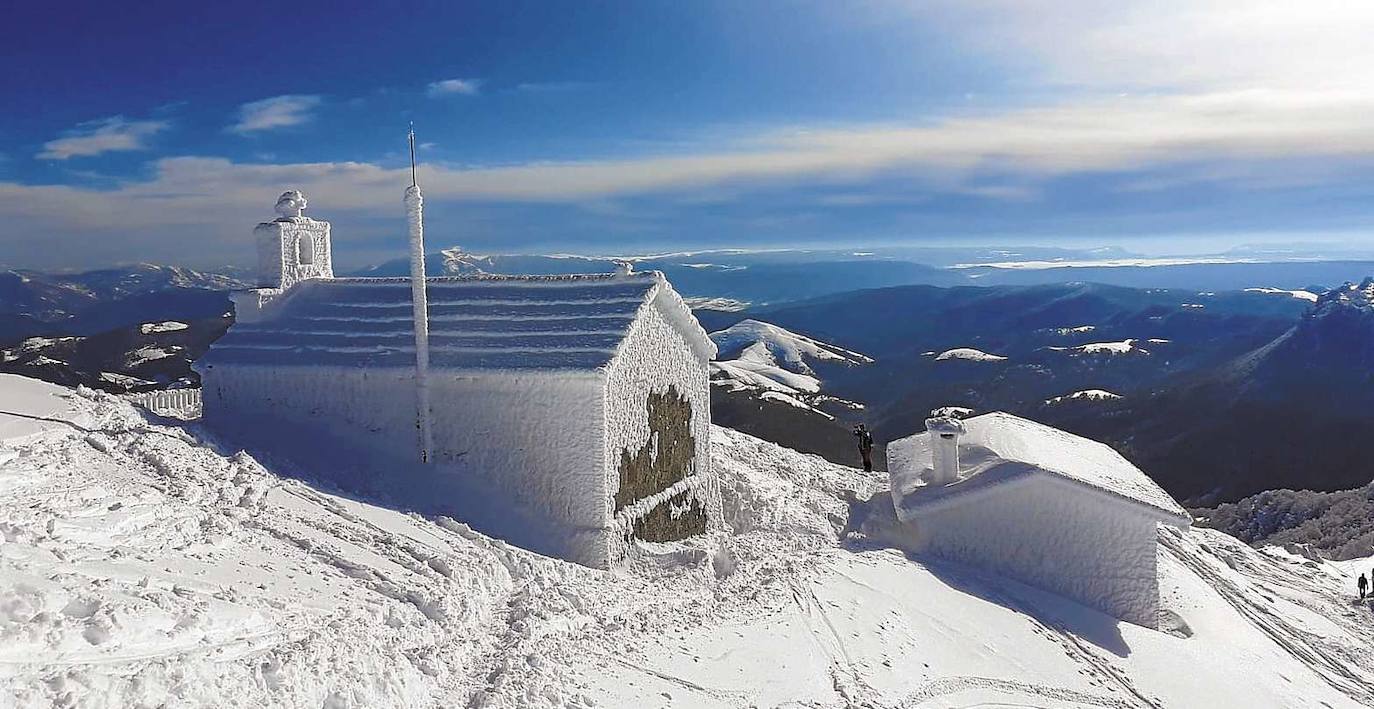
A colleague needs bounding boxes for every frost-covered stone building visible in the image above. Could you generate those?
[198,193,719,568]
[886,412,1190,627]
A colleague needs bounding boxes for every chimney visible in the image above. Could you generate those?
[925,415,967,485]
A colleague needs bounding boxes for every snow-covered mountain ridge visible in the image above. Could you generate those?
[708,319,871,419]
[3,375,1374,707]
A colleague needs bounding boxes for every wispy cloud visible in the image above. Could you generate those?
[8,88,1374,216]
[37,117,169,160]
[514,81,591,93]
[427,78,481,97]
[229,95,322,134]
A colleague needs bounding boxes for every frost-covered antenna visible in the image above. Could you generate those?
[405,124,433,463]
[408,122,418,188]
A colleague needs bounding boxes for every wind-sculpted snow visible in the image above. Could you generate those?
[4,377,1374,707]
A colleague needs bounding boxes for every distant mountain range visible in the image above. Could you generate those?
[352,245,1374,309]
[701,281,1347,504]
[1065,278,1374,504]
[0,264,243,345]
[719,276,1374,506]
[354,247,955,307]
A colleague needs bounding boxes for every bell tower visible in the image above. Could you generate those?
[254,190,333,290]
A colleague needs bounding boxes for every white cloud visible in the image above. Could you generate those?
[37,117,169,160]
[909,0,1374,93]
[427,78,481,97]
[229,95,322,134]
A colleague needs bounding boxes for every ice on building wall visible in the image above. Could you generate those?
[885,412,1189,627]
[905,473,1167,625]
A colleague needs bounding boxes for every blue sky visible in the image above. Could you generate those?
[3,0,1374,271]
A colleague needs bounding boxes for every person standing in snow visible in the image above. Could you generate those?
[1360,573,1368,600]
[853,424,875,473]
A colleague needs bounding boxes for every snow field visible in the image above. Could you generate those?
[1047,339,1155,356]
[4,376,1374,707]
[933,348,1007,362]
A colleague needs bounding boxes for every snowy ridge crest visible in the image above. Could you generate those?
[1313,276,1374,312]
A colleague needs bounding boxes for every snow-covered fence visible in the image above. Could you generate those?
[125,388,202,420]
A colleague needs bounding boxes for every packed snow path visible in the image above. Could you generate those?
[2,376,1373,708]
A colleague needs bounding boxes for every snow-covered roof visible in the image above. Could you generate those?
[202,272,714,371]
[889,412,1189,524]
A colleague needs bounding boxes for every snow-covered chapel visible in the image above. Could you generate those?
[197,190,720,568]
[887,412,1190,627]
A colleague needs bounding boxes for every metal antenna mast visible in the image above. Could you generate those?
[408,122,418,187]
[404,124,433,462]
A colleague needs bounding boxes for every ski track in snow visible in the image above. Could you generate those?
[1159,530,1374,706]
[3,380,1374,707]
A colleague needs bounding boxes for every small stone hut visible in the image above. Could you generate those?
[887,412,1190,627]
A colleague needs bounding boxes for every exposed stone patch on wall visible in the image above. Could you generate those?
[615,385,706,541]
[615,385,694,509]
[632,489,707,541]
